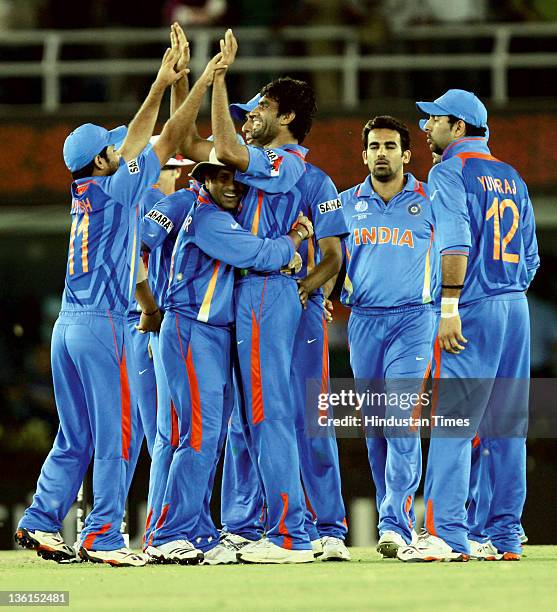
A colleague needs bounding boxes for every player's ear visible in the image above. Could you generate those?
[362,150,368,166]
[402,149,411,164]
[279,111,295,127]
[175,168,182,179]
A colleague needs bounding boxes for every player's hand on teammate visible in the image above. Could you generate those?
[136,309,162,334]
[438,315,468,354]
[281,252,303,275]
[324,298,333,323]
[155,45,188,90]
[297,278,312,309]
[219,29,238,69]
[295,213,314,240]
[171,22,190,75]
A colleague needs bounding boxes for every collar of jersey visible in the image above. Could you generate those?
[356,172,418,200]
[279,143,309,159]
[442,137,490,162]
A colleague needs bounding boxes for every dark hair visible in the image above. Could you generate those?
[71,146,109,180]
[260,77,317,143]
[362,116,411,152]
[447,115,487,137]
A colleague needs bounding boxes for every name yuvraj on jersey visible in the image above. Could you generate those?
[146,209,174,233]
[353,226,414,248]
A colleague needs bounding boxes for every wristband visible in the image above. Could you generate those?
[143,308,160,317]
[440,297,459,319]
[295,229,306,240]
[441,284,464,289]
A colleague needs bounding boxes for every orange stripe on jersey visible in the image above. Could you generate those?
[82,523,111,549]
[413,180,428,200]
[456,152,501,166]
[405,495,413,530]
[156,503,170,530]
[170,400,179,448]
[425,499,437,537]
[251,189,264,235]
[186,345,202,452]
[197,261,221,323]
[68,218,78,275]
[472,433,481,449]
[251,310,264,424]
[279,492,293,550]
[119,349,132,460]
[320,315,330,413]
[431,339,441,420]
[284,147,307,161]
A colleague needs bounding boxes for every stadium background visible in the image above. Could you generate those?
[1,0,557,549]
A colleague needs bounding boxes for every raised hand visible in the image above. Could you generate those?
[171,22,190,73]
[155,46,188,89]
[219,29,238,68]
[200,51,228,86]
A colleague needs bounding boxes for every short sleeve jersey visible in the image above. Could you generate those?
[61,148,160,314]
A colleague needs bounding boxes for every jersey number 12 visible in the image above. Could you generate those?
[485,197,519,264]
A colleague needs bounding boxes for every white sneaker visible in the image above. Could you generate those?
[146,539,204,565]
[411,529,419,545]
[311,538,323,558]
[237,538,314,564]
[14,528,76,563]
[468,540,501,560]
[321,536,351,561]
[397,531,469,562]
[79,546,148,567]
[376,531,407,559]
[203,533,254,565]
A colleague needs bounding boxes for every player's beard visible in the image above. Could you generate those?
[372,164,394,182]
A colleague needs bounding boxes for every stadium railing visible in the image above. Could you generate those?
[1,23,557,113]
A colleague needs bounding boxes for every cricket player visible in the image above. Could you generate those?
[14,30,227,567]
[339,115,437,558]
[205,30,344,563]
[127,143,190,457]
[398,89,539,562]
[212,94,350,563]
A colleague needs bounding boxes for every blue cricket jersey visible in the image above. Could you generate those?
[234,144,309,238]
[128,184,165,319]
[62,148,160,314]
[340,173,438,308]
[234,144,348,298]
[140,184,200,312]
[430,137,540,305]
[165,186,295,326]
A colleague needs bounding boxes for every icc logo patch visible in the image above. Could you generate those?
[408,202,422,216]
[355,201,368,212]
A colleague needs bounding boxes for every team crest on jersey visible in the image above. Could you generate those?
[127,158,140,174]
[319,199,342,214]
[146,209,174,233]
[407,202,422,216]
[265,149,283,177]
[355,201,368,213]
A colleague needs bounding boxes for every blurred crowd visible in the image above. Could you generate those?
[0,0,556,31]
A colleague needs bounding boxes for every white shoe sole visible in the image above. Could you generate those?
[78,548,147,567]
[237,551,314,564]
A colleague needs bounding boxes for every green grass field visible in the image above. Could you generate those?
[1,547,556,611]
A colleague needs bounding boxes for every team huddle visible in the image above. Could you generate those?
[14,24,539,567]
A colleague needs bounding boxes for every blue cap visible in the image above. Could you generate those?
[63,123,128,172]
[416,89,488,128]
[229,93,261,121]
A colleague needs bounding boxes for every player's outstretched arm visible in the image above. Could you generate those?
[170,22,190,115]
[119,39,186,162]
[211,30,250,171]
[154,51,227,166]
